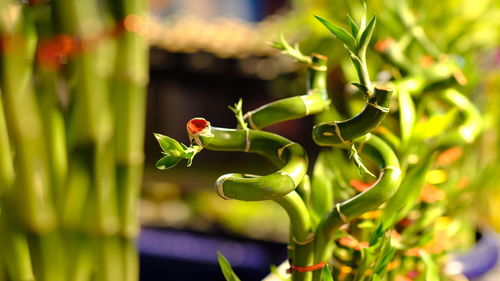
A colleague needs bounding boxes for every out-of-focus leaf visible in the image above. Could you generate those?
[421,251,439,281]
[373,247,396,274]
[217,252,241,281]
[155,156,182,170]
[381,156,433,230]
[269,264,290,281]
[413,108,459,139]
[398,87,416,147]
[315,15,357,52]
[321,265,334,281]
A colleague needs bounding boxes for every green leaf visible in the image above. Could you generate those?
[358,15,376,55]
[346,15,359,38]
[154,133,184,155]
[270,33,311,64]
[217,252,241,281]
[398,88,416,147]
[373,247,396,274]
[420,251,439,281]
[228,98,249,130]
[156,156,182,170]
[360,0,367,30]
[321,265,334,281]
[413,108,459,139]
[351,82,369,94]
[381,156,433,230]
[349,145,375,178]
[315,15,357,52]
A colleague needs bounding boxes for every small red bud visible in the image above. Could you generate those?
[187,118,209,135]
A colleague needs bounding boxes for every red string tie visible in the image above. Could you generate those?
[286,262,327,273]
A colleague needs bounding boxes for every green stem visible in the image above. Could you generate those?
[312,135,401,281]
[312,87,393,147]
[244,56,330,130]
[109,0,149,239]
[396,1,441,59]
[273,186,312,281]
[0,6,56,233]
[0,94,14,195]
[56,0,119,236]
[196,126,308,201]
[1,204,35,281]
[34,69,68,208]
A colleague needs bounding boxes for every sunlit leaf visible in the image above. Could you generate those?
[413,108,459,139]
[421,251,439,281]
[398,88,416,147]
[346,15,359,38]
[154,133,184,155]
[349,145,375,178]
[381,156,433,230]
[315,15,357,52]
[358,15,376,55]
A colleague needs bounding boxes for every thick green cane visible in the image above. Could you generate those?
[183,118,312,281]
[188,119,308,201]
[312,87,393,147]
[312,134,401,281]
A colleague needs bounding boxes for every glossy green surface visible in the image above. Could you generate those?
[244,55,330,130]
[200,127,308,201]
[312,87,393,147]
[313,134,401,267]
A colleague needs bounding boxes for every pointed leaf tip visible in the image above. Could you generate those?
[217,252,241,281]
[359,15,377,53]
[315,15,357,52]
[156,156,182,170]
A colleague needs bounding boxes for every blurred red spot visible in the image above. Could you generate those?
[420,55,434,67]
[375,38,394,52]
[420,183,445,203]
[436,147,462,166]
[349,179,375,192]
[338,237,368,251]
[37,35,78,69]
[124,14,142,33]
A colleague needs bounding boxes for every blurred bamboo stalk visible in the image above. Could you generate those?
[0,0,148,280]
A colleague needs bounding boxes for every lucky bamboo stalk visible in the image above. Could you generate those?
[0,5,56,234]
[0,1,148,280]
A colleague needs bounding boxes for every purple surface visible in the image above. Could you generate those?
[139,227,287,281]
[453,230,499,279]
